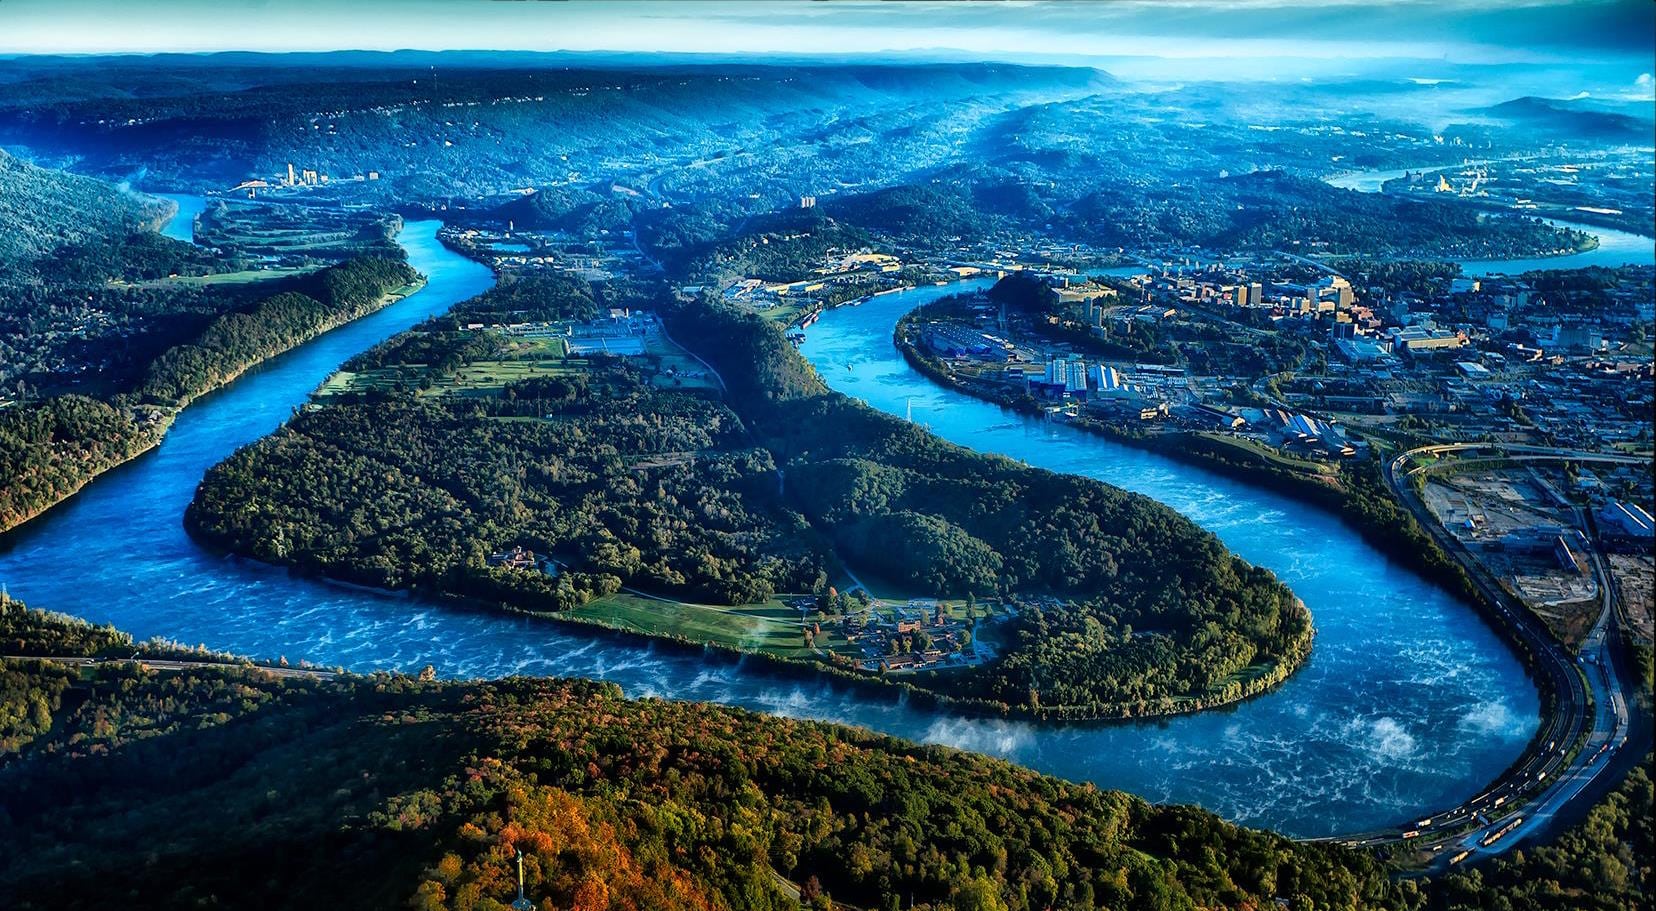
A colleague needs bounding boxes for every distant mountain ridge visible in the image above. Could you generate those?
[1477,95,1653,140]
[0,61,1109,194]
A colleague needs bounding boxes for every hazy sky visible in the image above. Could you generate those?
[1,0,1652,65]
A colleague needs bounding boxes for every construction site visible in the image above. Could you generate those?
[1421,465,1601,645]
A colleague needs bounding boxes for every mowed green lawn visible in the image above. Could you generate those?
[313,324,723,401]
[113,266,320,289]
[761,301,807,327]
[1190,431,1339,478]
[565,593,817,658]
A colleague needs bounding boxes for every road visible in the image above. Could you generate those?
[1315,441,1640,871]
[2,653,339,680]
[1401,441,1649,473]
[654,320,726,395]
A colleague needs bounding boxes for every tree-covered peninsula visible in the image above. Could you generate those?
[188,275,1310,720]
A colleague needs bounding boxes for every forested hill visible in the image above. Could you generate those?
[0,256,419,536]
[0,148,185,279]
[0,599,1398,910]
[3,600,1647,910]
[0,59,1106,193]
[663,296,1313,715]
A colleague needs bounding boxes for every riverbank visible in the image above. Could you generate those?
[170,278,426,410]
[186,519,1316,724]
[549,600,1314,722]
[0,407,172,538]
[0,277,425,538]
[1323,163,1656,275]
[894,309,1483,597]
[888,312,1612,837]
[894,306,1576,728]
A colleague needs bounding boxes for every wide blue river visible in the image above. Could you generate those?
[0,218,1539,837]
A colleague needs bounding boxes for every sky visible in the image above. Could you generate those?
[1,0,1652,67]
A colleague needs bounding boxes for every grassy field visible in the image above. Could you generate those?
[196,200,393,258]
[1190,431,1340,478]
[566,592,816,658]
[316,328,722,401]
[561,590,1001,663]
[113,266,319,289]
[641,330,722,391]
[761,300,809,327]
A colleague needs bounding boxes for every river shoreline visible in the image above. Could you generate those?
[0,280,425,539]
[887,309,1564,689]
[883,295,1629,853]
[893,318,1481,596]
[184,527,1320,725]
[0,416,170,539]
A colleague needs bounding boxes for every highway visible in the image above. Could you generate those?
[1400,442,1649,471]
[1315,441,1642,871]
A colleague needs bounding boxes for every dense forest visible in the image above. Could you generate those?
[134,256,418,404]
[793,170,1588,262]
[447,272,602,324]
[662,296,1311,716]
[1,600,1646,911]
[0,396,169,533]
[0,148,169,275]
[188,363,828,608]
[493,184,649,239]
[0,149,230,286]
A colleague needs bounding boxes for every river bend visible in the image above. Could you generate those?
[0,218,1539,837]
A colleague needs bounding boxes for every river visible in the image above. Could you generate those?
[0,216,1537,838]
[1325,165,1655,275]
[154,192,207,244]
[1456,218,1655,276]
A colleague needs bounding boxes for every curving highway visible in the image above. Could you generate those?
[1327,442,1645,870]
